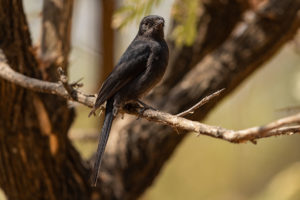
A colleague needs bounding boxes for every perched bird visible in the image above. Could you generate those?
[89,15,169,186]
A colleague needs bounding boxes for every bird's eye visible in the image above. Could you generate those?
[145,22,149,26]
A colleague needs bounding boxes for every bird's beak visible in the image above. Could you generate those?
[156,19,164,29]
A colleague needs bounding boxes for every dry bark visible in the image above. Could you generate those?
[0,0,299,200]
[2,65,299,144]
[0,0,91,199]
[97,0,300,199]
[157,0,249,94]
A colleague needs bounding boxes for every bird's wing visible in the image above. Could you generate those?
[93,40,151,110]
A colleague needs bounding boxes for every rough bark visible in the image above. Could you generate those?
[97,0,300,199]
[40,0,73,73]
[0,0,90,199]
[0,0,299,200]
[156,0,249,95]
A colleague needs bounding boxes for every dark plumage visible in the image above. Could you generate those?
[90,15,169,186]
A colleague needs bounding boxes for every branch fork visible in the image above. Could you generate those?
[0,58,299,144]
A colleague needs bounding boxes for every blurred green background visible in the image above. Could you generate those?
[142,44,300,200]
[0,1,298,200]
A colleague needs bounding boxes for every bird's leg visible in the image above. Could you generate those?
[137,99,157,111]
[135,100,157,120]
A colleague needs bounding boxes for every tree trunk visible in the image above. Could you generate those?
[98,0,300,199]
[0,0,299,200]
[99,0,115,85]
[0,1,91,199]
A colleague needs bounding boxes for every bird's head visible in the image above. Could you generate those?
[138,15,165,40]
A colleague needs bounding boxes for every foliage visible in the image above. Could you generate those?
[113,0,162,29]
[113,0,200,46]
[171,0,200,46]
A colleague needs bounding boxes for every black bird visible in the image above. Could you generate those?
[89,15,169,186]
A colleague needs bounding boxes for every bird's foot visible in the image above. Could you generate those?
[136,110,144,120]
[135,100,156,120]
[137,100,157,111]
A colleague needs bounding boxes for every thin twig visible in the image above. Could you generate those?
[0,60,95,107]
[125,105,300,143]
[70,77,84,88]
[57,67,73,97]
[176,89,225,117]
[1,58,299,144]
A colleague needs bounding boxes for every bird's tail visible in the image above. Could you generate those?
[90,98,114,186]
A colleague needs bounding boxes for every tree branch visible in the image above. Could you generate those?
[99,1,300,198]
[0,1,91,199]
[1,1,299,197]
[176,88,225,117]
[1,57,299,144]
[0,57,94,107]
[40,0,74,71]
[125,105,300,143]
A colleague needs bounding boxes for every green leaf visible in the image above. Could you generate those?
[113,0,162,29]
[171,0,201,46]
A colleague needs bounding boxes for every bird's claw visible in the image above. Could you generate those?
[136,108,145,120]
[137,100,157,111]
[135,100,157,120]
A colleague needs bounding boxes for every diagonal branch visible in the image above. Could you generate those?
[1,58,299,144]
[0,58,94,107]
[176,88,225,117]
[125,104,300,143]
[101,1,300,198]
[40,0,74,70]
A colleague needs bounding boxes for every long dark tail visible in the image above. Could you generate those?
[90,98,114,186]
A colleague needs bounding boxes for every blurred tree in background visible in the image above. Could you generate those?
[0,0,299,200]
